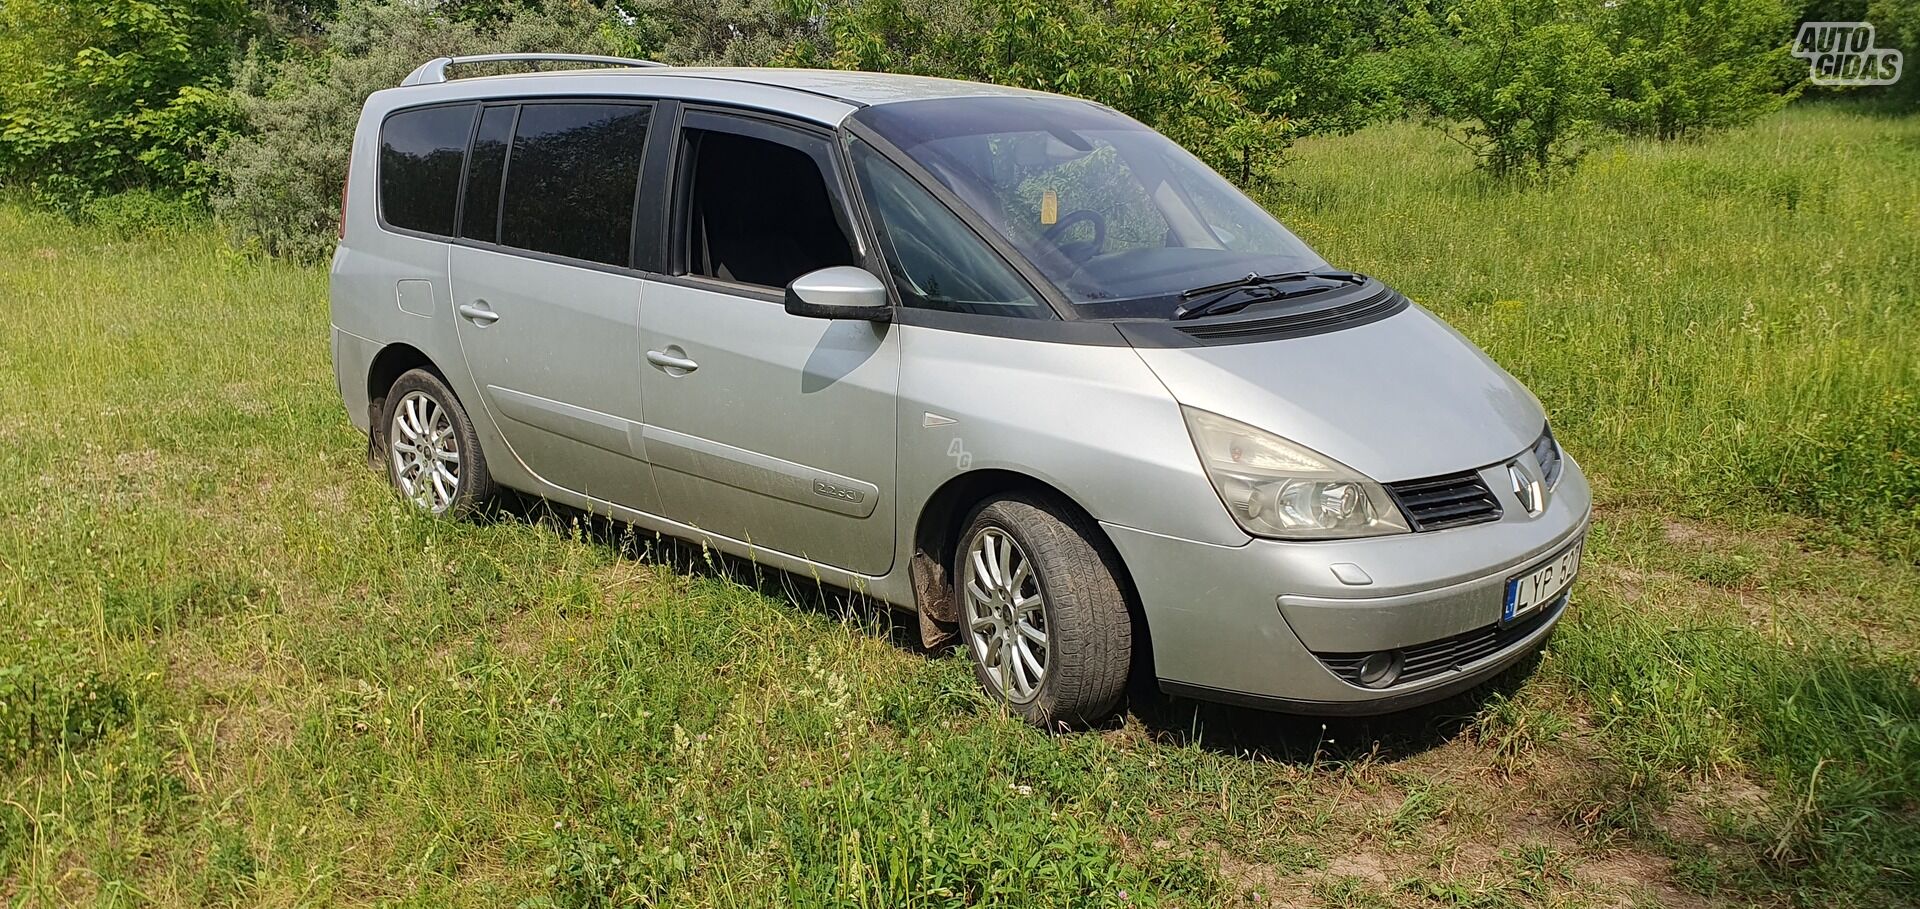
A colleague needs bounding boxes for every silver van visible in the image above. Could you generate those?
[331,54,1590,727]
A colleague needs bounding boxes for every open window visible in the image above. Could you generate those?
[675,113,858,290]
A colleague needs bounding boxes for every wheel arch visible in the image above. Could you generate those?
[367,344,448,419]
[908,469,1153,681]
[365,343,452,461]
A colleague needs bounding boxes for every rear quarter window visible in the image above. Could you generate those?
[379,103,477,236]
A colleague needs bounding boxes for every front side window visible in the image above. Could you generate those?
[848,140,1044,317]
[379,103,476,235]
[678,122,857,289]
[851,97,1330,320]
[498,102,651,266]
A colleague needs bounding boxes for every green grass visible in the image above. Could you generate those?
[1,103,1916,907]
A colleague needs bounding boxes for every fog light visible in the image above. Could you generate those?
[1356,650,1404,688]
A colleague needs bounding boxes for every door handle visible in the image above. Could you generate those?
[646,349,699,374]
[457,301,500,324]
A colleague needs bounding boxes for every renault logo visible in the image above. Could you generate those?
[1507,459,1546,517]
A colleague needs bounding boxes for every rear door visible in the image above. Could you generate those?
[448,100,662,511]
[638,108,900,574]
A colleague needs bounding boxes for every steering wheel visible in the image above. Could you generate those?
[1040,209,1107,263]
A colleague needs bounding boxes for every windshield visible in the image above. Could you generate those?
[850,96,1330,320]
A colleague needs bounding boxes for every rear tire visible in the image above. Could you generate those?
[956,494,1132,728]
[381,369,495,518]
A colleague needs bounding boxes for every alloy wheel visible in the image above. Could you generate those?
[389,390,461,513]
[961,526,1050,703]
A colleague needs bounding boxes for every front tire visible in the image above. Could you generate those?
[382,369,495,518]
[957,495,1132,728]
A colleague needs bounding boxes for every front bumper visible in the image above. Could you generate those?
[1104,454,1591,714]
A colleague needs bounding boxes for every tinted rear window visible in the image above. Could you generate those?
[379,103,476,235]
[499,103,651,266]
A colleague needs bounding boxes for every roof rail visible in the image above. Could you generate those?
[401,53,666,86]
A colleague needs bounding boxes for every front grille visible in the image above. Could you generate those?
[1315,594,1564,688]
[1386,470,1502,531]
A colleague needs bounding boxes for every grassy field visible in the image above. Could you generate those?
[1,102,1916,908]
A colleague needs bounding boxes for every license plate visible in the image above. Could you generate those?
[1503,538,1582,623]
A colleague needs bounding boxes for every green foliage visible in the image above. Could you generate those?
[1760,386,1920,533]
[1401,0,1613,180]
[0,0,247,205]
[79,187,207,234]
[624,0,834,65]
[1866,0,1920,104]
[210,0,617,261]
[1599,0,1803,138]
[1213,0,1410,133]
[0,0,1824,218]
[799,0,1292,182]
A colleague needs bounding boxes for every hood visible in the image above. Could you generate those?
[1130,304,1543,482]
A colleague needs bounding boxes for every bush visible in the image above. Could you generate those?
[0,0,248,207]
[210,0,618,262]
[1402,0,1613,180]
[80,188,207,234]
[1600,0,1802,139]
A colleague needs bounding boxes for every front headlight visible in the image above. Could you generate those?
[1182,407,1411,540]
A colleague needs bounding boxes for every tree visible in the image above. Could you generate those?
[1212,0,1407,134]
[1600,0,1802,139]
[0,0,248,204]
[1402,0,1612,180]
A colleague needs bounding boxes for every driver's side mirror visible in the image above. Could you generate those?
[784,266,892,322]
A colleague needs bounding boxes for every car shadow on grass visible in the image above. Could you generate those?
[1125,652,1542,764]
[492,492,1531,764]
[494,492,924,646]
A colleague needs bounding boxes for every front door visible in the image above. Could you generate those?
[448,100,661,511]
[639,109,899,575]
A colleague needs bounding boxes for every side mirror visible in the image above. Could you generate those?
[784,266,892,322]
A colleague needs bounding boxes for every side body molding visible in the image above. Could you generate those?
[641,424,881,519]
[483,387,882,520]
[485,385,647,461]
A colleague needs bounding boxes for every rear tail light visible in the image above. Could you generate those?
[338,160,351,240]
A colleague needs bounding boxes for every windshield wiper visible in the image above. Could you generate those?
[1172,271,1365,320]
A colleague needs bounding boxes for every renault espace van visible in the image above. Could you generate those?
[331,54,1590,727]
